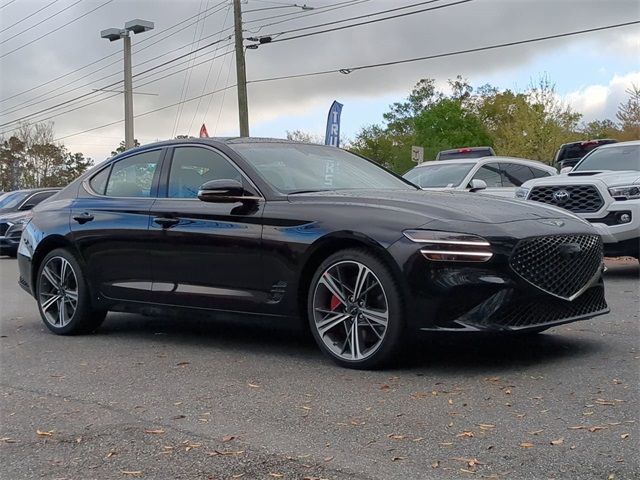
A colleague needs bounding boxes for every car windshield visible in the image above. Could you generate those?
[573,144,640,172]
[231,143,414,193]
[403,163,475,188]
[557,141,613,162]
[0,191,29,210]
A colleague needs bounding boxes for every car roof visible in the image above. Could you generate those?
[411,156,555,170]
[594,139,640,149]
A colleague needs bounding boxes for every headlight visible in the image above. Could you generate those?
[609,185,640,200]
[403,230,493,262]
[515,187,530,199]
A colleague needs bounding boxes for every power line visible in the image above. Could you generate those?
[0,0,230,104]
[1,0,60,33]
[0,0,18,9]
[0,0,115,59]
[0,35,234,129]
[54,84,238,142]
[265,0,473,44]
[0,0,81,45]
[0,47,235,133]
[248,20,640,83]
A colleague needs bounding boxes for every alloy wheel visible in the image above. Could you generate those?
[38,256,79,328]
[312,260,389,361]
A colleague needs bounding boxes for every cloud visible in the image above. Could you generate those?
[565,71,640,122]
[0,0,637,161]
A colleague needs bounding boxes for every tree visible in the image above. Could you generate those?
[286,130,323,144]
[111,139,141,157]
[0,122,92,190]
[580,119,622,140]
[616,84,640,140]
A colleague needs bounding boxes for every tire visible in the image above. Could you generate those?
[36,248,106,335]
[307,248,405,369]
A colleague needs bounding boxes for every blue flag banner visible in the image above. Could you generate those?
[324,101,343,147]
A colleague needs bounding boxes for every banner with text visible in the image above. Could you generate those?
[324,101,343,147]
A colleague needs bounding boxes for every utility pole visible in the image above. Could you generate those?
[101,19,154,150]
[233,0,250,137]
[123,33,134,149]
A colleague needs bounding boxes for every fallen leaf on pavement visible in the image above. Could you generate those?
[520,442,534,448]
[269,474,283,478]
[391,456,406,461]
[144,429,164,435]
[387,434,406,440]
[550,438,564,445]
[208,450,245,456]
[528,430,544,435]
[457,431,474,438]
[121,471,143,476]
[222,435,236,442]
[247,383,260,388]
[431,461,439,469]
[176,362,190,367]
[478,424,495,430]
[589,426,607,432]
[36,430,53,437]
[621,433,629,439]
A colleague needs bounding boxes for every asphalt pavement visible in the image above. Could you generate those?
[1,257,638,480]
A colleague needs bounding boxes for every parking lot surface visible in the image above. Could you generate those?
[1,257,638,479]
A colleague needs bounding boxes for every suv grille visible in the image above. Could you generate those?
[0,222,9,236]
[510,235,602,300]
[529,185,603,213]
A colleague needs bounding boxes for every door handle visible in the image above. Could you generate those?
[73,212,94,224]
[153,216,180,228]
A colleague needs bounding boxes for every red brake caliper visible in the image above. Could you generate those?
[330,295,341,311]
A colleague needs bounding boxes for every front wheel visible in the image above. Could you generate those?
[36,248,106,335]
[307,249,405,369]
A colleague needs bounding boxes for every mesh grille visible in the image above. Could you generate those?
[529,185,603,213]
[0,222,9,236]
[510,235,603,299]
[488,286,607,328]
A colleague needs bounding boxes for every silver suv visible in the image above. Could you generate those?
[516,141,640,259]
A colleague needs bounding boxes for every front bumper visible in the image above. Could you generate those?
[389,227,609,332]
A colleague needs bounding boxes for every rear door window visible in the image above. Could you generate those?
[105,150,162,197]
[472,163,502,187]
[500,163,536,187]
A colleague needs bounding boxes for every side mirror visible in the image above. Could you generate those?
[468,179,487,192]
[19,203,35,211]
[560,166,573,174]
[197,179,246,203]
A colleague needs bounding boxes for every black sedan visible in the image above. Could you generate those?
[17,138,608,368]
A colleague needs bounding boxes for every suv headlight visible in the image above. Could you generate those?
[403,230,493,262]
[515,187,530,199]
[608,185,640,200]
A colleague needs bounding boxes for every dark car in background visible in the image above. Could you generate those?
[435,146,496,161]
[17,138,608,369]
[554,139,618,171]
[0,188,60,257]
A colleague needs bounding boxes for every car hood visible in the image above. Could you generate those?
[522,170,640,188]
[0,210,32,223]
[287,189,583,225]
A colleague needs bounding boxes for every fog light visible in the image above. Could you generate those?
[618,213,631,224]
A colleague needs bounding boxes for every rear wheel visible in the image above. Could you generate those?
[36,248,106,335]
[307,249,405,369]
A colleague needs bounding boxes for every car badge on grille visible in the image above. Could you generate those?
[553,190,571,202]
[538,219,565,227]
[558,243,582,260]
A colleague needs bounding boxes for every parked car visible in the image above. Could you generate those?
[0,188,60,257]
[403,157,556,197]
[18,138,608,369]
[554,139,617,171]
[517,140,640,259]
[435,146,496,160]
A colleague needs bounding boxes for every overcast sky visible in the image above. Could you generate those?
[0,0,638,162]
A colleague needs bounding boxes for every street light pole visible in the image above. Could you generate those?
[101,19,154,151]
[233,0,250,137]
[123,33,134,149]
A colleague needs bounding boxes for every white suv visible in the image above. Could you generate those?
[516,140,640,259]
